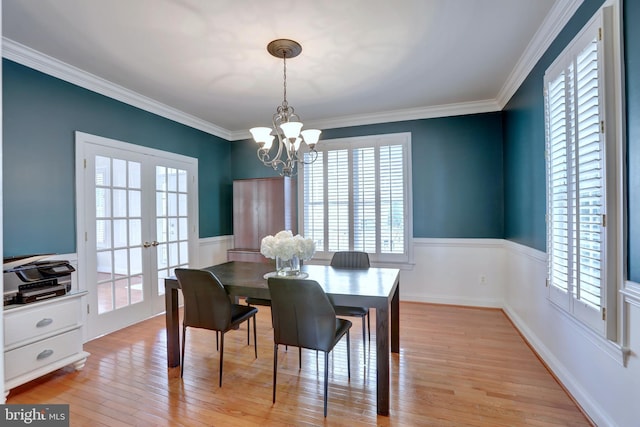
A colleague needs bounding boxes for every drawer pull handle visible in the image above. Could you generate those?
[36,318,54,328]
[37,349,54,360]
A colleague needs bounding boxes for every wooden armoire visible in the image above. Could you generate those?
[227,177,296,263]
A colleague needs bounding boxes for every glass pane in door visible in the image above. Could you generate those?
[156,166,189,295]
[95,155,145,314]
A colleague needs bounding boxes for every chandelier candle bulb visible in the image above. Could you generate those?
[249,127,273,146]
[301,129,321,148]
[280,121,303,139]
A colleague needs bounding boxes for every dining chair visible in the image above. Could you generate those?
[175,268,258,387]
[268,277,352,417]
[244,260,300,356]
[330,251,371,363]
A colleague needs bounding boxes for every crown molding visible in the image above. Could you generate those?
[228,99,501,141]
[4,0,584,143]
[496,0,584,108]
[2,37,233,140]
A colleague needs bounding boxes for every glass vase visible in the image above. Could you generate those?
[276,255,300,276]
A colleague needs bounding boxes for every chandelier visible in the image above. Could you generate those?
[250,39,321,177]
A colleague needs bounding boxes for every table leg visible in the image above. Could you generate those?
[165,285,180,368]
[376,304,390,416]
[391,281,400,353]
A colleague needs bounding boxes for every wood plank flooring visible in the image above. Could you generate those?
[6,302,593,426]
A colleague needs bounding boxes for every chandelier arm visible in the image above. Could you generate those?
[298,148,318,165]
[272,114,286,161]
[257,148,273,165]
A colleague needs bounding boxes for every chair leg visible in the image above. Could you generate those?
[323,351,329,417]
[273,344,278,404]
[216,331,219,351]
[180,324,186,378]
[361,316,366,365]
[253,315,258,358]
[367,309,371,341]
[299,347,302,370]
[346,330,351,380]
[219,332,224,387]
[246,300,252,345]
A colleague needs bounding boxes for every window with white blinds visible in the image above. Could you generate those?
[301,133,411,263]
[544,11,612,334]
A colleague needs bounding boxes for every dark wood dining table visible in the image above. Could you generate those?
[164,261,400,416]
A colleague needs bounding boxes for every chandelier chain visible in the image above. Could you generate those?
[282,54,287,107]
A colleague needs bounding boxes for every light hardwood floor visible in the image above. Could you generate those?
[6,302,592,426]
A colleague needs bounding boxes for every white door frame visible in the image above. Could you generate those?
[75,131,199,340]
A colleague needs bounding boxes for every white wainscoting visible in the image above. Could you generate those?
[400,238,506,307]
[503,240,640,427]
[196,235,234,268]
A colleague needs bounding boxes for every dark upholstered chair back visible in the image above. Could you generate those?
[175,268,232,331]
[268,278,337,352]
[330,251,370,269]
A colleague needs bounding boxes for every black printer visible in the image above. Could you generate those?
[3,254,75,305]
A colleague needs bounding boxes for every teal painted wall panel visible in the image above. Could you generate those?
[625,0,640,281]
[502,73,547,250]
[503,0,606,252]
[3,60,233,257]
[232,113,504,238]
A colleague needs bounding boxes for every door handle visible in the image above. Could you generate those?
[151,241,159,247]
[143,241,160,248]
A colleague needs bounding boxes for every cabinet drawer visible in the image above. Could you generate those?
[4,299,81,347]
[4,329,82,381]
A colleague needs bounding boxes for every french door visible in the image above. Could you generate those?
[76,132,198,340]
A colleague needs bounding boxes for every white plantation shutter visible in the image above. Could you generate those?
[303,151,324,250]
[546,70,570,295]
[353,147,376,252]
[575,37,604,309]
[301,133,411,263]
[544,13,607,332]
[380,145,405,254]
[327,150,349,251]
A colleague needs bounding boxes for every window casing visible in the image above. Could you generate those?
[299,133,412,265]
[544,7,619,337]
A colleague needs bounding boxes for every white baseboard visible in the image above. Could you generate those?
[503,242,623,427]
[502,301,614,427]
[403,294,503,308]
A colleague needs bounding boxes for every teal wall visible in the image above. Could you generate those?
[625,0,640,281]
[4,0,636,269]
[2,60,233,257]
[502,0,606,251]
[232,113,505,238]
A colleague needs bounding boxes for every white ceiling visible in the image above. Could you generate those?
[2,0,580,140]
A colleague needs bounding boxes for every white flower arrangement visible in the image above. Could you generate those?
[260,230,316,261]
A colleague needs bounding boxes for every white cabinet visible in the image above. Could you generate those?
[3,291,89,398]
